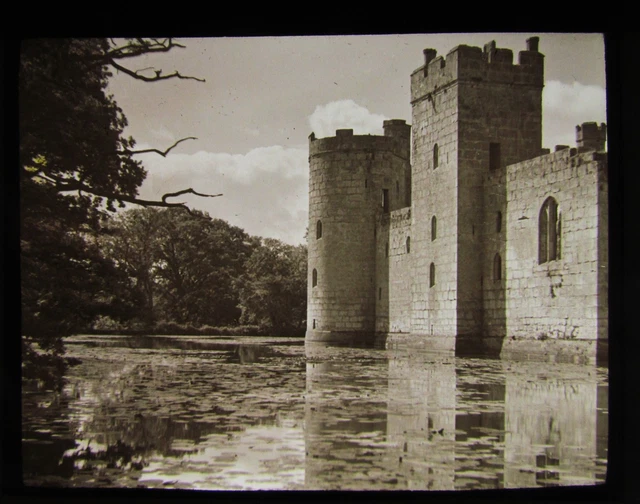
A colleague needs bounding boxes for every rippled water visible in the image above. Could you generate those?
[22,335,608,490]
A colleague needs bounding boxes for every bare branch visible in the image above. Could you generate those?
[161,188,224,204]
[134,67,155,74]
[108,58,205,83]
[28,169,222,216]
[106,38,186,61]
[124,137,198,157]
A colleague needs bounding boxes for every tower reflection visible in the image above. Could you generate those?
[386,350,457,490]
[304,344,607,490]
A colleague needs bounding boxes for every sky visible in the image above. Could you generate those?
[106,33,607,245]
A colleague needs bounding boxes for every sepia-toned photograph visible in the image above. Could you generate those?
[18,33,609,492]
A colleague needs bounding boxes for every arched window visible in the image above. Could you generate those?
[494,253,502,280]
[496,211,502,233]
[406,236,411,253]
[433,143,439,169]
[539,197,561,264]
[316,220,323,239]
[312,268,318,287]
[429,263,436,287]
[431,216,437,241]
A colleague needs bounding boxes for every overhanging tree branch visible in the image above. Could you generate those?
[29,170,222,215]
[161,188,223,204]
[106,38,187,60]
[124,137,198,157]
[108,58,205,83]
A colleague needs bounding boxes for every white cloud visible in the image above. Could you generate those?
[543,80,607,148]
[133,145,309,245]
[135,144,308,186]
[308,100,388,138]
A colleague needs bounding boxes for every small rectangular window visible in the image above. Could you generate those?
[382,189,389,213]
[490,143,501,171]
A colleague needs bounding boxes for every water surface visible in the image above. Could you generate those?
[22,335,608,490]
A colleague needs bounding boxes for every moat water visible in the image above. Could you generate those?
[22,335,608,491]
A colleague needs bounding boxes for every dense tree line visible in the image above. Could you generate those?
[19,38,307,380]
[99,208,307,335]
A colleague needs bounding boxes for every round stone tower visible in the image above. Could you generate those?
[306,121,411,346]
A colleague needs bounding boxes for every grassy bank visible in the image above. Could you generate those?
[82,321,305,337]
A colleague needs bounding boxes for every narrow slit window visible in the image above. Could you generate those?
[379,287,382,300]
[496,211,502,233]
[490,142,501,171]
[406,236,411,253]
[312,268,318,287]
[494,253,502,280]
[316,220,323,239]
[382,189,390,213]
[385,242,389,258]
[312,319,316,329]
[429,263,436,287]
[431,216,437,241]
[433,143,439,169]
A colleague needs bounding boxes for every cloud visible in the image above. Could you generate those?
[134,145,309,245]
[543,80,607,148]
[135,144,308,186]
[308,100,388,138]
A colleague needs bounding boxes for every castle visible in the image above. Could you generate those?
[305,37,608,364]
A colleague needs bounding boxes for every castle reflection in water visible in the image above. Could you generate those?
[22,337,607,490]
[304,345,607,490]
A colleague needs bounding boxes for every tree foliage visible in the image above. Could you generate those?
[19,38,210,348]
[19,38,308,349]
[150,209,257,326]
[238,238,307,335]
[102,208,260,328]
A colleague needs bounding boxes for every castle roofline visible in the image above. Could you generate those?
[410,37,543,77]
[410,37,544,102]
[516,121,607,167]
[308,121,411,161]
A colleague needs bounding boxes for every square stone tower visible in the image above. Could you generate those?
[409,37,544,344]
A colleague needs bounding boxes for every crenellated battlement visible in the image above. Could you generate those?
[309,120,411,161]
[522,122,608,168]
[411,37,544,102]
[576,122,607,152]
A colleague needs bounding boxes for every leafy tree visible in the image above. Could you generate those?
[102,207,259,328]
[238,238,307,335]
[100,208,163,328]
[19,38,213,351]
[152,209,257,326]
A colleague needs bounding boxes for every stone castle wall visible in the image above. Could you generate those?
[376,207,413,334]
[306,36,608,361]
[504,148,607,341]
[306,126,410,344]
[409,76,459,338]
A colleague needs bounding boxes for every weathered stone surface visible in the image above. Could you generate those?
[306,37,608,363]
